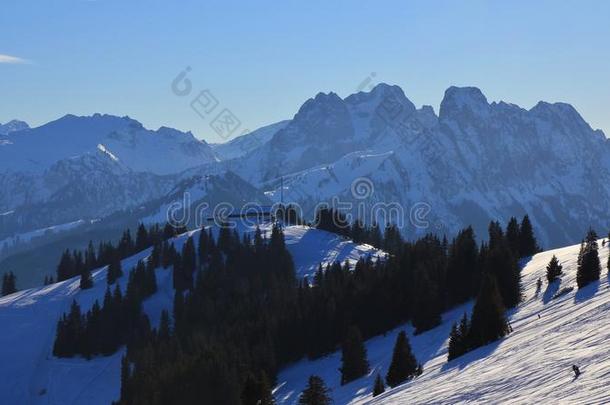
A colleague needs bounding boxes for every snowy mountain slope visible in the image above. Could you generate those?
[0,114,223,238]
[0,148,177,239]
[212,120,290,160]
[0,225,381,405]
[231,83,610,248]
[141,170,272,227]
[274,238,610,404]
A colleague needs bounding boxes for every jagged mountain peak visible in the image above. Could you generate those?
[346,82,417,113]
[297,91,346,116]
[439,86,490,120]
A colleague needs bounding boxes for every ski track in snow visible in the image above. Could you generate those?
[0,225,380,405]
[274,239,610,405]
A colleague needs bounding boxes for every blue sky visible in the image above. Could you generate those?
[1,0,609,142]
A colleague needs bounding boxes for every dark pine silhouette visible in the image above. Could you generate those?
[576,229,601,289]
[299,375,332,405]
[385,331,420,388]
[546,255,563,283]
[340,326,370,385]
[372,373,386,397]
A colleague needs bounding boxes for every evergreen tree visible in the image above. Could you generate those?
[385,331,419,388]
[546,255,563,283]
[372,373,385,397]
[217,222,233,253]
[80,268,93,289]
[446,226,478,305]
[107,254,123,285]
[447,313,470,360]
[447,323,461,361]
[315,207,349,236]
[340,326,369,385]
[1,272,17,296]
[488,221,504,251]
[576,229,601,289]
[84,241,97,271]
[505,217,521,257]
[198,227,209,266]
[518,215,540,257]
[368,221,383,249]
[411,268,442,334]
[135,223,149,252]
[485,227,521,309]
[241,371,275,405]
[351,218,365,244]
[298,375,332,405]
[382,224,403,255]
[468,275,510,348]
[56,249,75,281]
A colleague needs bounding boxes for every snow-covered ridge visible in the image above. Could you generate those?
[0,113,217,176]
[212,120,290,160]
[0,225,382,405]
[274,238,610,404]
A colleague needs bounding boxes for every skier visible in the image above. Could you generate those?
[537,314,541,320]
[572,365,581,377]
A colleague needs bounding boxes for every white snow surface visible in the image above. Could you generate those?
[274,239,610,404]
[0,225,380,404]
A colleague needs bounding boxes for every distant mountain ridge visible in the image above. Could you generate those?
[228,83,610,247]
[1,84,609,249]
[0,113,217,175]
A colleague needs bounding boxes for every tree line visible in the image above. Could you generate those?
[55,223,187,288]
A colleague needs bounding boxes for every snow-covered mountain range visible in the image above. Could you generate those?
[0,114,218,239]
[2,84,609,249]
[227,84,610,247]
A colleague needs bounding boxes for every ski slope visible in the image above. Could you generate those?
[0,225,380,405]
[275,238,610,404]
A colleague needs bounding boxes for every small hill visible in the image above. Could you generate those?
[0,224,381,404]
